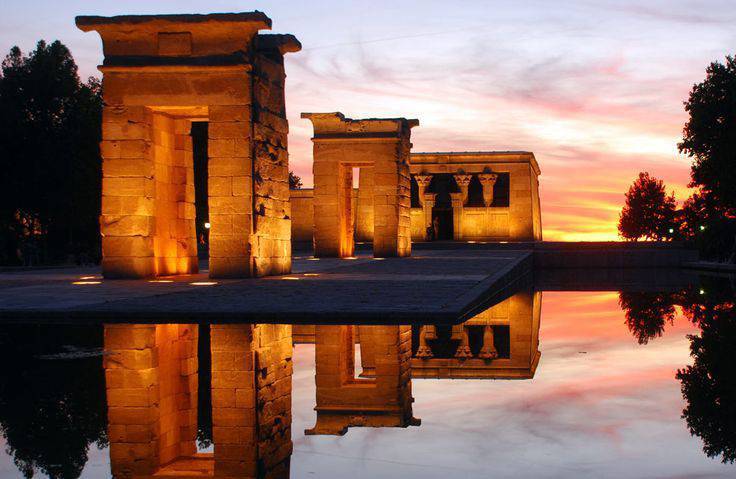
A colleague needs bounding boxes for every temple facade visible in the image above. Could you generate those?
[292,151,542,245]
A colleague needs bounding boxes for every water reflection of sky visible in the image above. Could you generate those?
[1,291,734,478]
[292,292,734,478]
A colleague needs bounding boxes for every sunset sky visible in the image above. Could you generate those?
[2,0,734,240]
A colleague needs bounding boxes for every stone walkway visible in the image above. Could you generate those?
[0,250,532,324]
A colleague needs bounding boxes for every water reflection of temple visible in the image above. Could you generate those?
[103,324,293,478]
[294,291,542,380]
[306,325,420,435]
[103,322,422,476]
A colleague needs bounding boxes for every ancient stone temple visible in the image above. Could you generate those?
[408,152,542,242]
[77,13,300,278]
[301,113,418,258]
[291,151,542,245]
[103,323,293,478]
[306,325,420,435]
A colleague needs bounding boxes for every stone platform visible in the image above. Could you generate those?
[0,250,532,324]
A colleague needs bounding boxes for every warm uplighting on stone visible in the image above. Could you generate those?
[302,112,418,259]
[77,12,301,279]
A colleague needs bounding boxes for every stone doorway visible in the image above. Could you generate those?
[432,207,454,240]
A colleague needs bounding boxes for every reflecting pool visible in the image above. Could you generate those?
[0,276,734,478]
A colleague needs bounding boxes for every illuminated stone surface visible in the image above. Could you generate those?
[410,152,542,242]
[77,13,300,278]
[301,112,418,258]
[291,151,542,244]
[306,325,419,435]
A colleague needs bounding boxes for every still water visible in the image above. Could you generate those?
[0,276,734,478]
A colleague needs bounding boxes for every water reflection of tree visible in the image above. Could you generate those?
[618,278,736,463]
[619,292,677,344]
[0,325,107,478]
[677,279,736,464]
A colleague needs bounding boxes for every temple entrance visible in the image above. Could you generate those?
[432,207,454,240]
[428,174,457,241]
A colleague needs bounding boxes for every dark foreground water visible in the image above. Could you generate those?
[0,276,735,478]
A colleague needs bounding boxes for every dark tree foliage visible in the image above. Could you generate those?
[289,171,303,189]
[679,55,736,213]
[618,172,677,241]
[676,280,736,464]
[681,192,736,262]
[0,40,102,266]
[0,325,108,478]
[677,55,736,261]
[618,291,677,344]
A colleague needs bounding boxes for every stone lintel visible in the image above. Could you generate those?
[411,151,540,176]
[76,12,272,30]
[301,112,419,139]
[98,63,254,73]
[76,12,273,60]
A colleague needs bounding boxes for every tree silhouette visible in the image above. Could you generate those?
[618,172,677,241]
[677,55,736,261]
[0,325,108,478]
[0,40,102,266]
[619,291,677,344]
[679,55,736,213]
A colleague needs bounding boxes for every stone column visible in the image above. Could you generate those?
[453,174,472,206]
[453,325,473,359]
[422,193,436,240]
[478,173,498,207]
[478,325,498,359]
[414,174,432,207]
[415,325,434,359]
[450,192,464,241]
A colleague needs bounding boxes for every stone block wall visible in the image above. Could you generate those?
[101,106,197,278]
[207,104,255,278]
[250,36,296,276]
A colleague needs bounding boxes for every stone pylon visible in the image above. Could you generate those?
[77,13,300,278]
[301,112,418,258]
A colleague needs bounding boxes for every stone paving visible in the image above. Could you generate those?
[0,250,532,324]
